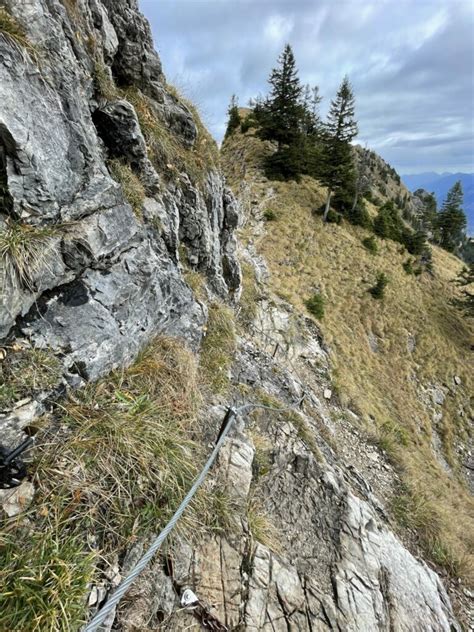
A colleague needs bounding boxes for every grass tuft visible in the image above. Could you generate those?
[391,482,474,582]
[0,221,56,290]
[0,8,36,57]
[122,86,219,186]
[371,419,410,463]
[40,337,207,547]
[0,524,96,632]
[247,496,282,553]
[60,0,80,20]
[0,346,62,410]
[166,84,221,175]
[286,410,323,461]
[250,430,272,478]
[238,261,260,327]
[0,337,239,629]
[198,483,239,536]
[93,62,118,101]
[200,303,236,394]
[183,268,208,302]
[107,159,145,218]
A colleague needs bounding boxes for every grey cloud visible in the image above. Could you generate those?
[139,0,474,174]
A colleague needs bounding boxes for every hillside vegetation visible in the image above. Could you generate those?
[222,126,474,582]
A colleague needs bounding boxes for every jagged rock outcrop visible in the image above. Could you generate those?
[0,0,240,378]
[114,337,461,631]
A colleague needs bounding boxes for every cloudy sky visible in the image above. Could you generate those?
[139,0,474,175]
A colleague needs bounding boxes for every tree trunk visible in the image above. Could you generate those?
[351,192,359,212]
[323,189,332,221]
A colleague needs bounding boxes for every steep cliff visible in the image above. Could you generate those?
[0,2,472,631]
[0,0,240,378]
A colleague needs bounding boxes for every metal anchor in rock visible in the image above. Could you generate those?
[181,588,229,631]
[0,437,34,489]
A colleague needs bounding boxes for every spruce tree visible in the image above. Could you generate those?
[419,190,438,235]
[321,76,358,220]
[437,181,466,252]
[299,84,324,179]
[374,201,402,240]
[257,44,303,148]
[224,94,241,139]
[404,229,429,256]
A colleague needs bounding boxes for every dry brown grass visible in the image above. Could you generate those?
[28,338,207,548]
[122,86,219,186]
[183,268,208,302]
[166,84,220,174]
[238,261,261,327]
[221,129,273,193]
[246,495,282,553]
[93,62,118,101]
[0,8,36,57]
[0,221,57,290]
[107,159,145,218]
[222,133,474,583]
[1,337,236,629]
[249,429,272,478]
[0,345,62,410]
[200,303,236,394]
[60,0,79,18]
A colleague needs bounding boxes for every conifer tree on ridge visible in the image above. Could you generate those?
[321,76,358,220]
[224,94,241,139]
[437,181,466,252]
[257,43,303,149]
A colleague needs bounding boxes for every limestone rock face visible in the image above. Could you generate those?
[0,0,241,375]
[21,240,206,380]
[116,393,460,631]
[107,321,461,632]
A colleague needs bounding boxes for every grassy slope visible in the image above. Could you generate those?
[0,337,238,630]
[222,128,474,582]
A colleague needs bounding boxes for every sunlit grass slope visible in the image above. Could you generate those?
[222,128,474,583]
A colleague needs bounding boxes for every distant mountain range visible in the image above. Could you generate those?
[401,172,474,235]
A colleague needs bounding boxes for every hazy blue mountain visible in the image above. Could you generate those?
[402,172,474,234]
[402,172,442,191]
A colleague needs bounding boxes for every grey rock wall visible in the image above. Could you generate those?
[0,0,240,379]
